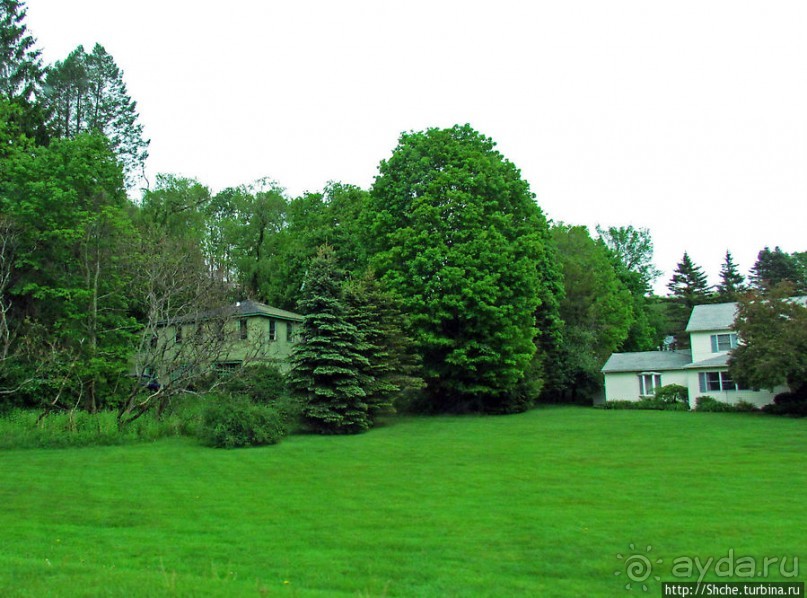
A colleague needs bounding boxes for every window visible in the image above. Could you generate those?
[239,318,248,340]
[268,319,277,341]
[287,321,294,342]
[175,326,183,344]
[710,333,738,353]
[639,373,662,396]
[699,371,747,392]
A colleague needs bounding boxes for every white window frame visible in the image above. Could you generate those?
[639,372,662,396]
[698,370,745,392]
[268,319,277,341]
[710,333,738,353]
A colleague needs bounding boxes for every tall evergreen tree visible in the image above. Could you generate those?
[288,245,371,434]
[749,246,804,292]
[0,0,47,141]
[366,124,557,413]
[343,271,423,416]
[716,250,745,300]
[44,43,149,187]
[667,252,711,309]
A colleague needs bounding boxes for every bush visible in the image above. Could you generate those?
[762,391,807,417]
[198,394,287,448]
[733,400,760,413]
[695,396,736,412]
[653,384,689,406]
[217,363,287,404]
[596,398,688,411]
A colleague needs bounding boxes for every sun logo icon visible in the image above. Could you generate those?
[615,544,663,592]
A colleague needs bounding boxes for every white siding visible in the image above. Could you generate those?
[685,374,784,409]
[690,330,728,363]
[604,370,689,402]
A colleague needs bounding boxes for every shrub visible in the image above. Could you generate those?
[733,400,760,413]
[217,363,287,404]
[695,396,736,412]
[762,391,807,417]
[596,398,688,411]
[653,384,689,405]
[198,394,287,448]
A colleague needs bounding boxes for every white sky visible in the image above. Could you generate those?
[24,0,807,294]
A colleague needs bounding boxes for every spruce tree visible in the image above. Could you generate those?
[667,252,711,309]
[343,271,423,417]
[749,246,804,292]
[288,245,371,434]
[716,250,745,301]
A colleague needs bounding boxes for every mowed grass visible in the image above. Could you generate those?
[0,408,804,597]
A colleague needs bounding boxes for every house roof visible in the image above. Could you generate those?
[685,302,738,332]
[601,350,692,373]
[230,300,303,321]
[168,300,303,325]
[684,354,730,369]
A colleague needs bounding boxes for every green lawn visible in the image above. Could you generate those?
[0,408,804,597]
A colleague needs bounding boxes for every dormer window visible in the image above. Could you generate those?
[710,333,738,353]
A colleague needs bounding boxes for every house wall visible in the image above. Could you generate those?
[153,314,301,377]
[684,373,783,410]
[604,370,689,402]
[690,329,729,363]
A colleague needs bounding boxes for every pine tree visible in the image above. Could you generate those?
[749,246,804,292]
[0,0,47,140]
[667,252,711,309]
[0,0,43,101]
[288,245,371,434]
[43,43,149,188]
[716,250,745,301]
[343,271,423,417]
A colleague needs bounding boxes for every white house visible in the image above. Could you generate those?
[601,301,789,409]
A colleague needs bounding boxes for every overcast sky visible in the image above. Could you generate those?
[24,0,807,294]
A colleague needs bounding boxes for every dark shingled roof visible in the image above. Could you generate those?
[169,300,303,325]
[601,350,692,373]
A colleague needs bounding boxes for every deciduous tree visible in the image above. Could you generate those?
[729,284,807,395]
[367,124,554,412]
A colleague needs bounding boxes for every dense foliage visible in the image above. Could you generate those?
[288,245,372,433]
[729,284,807,395]
[367,124,558,412]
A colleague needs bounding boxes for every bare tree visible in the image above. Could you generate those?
[0,217,16,364]
[118,234,260,426]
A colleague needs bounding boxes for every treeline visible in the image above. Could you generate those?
[1,1,804,429]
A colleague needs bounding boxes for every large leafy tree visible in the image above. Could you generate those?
[367,124,554,412]
[549,225,634,400]
[596,225,661,294]
[716,250,745,301]
[0,118,137,410]
[596,225,661,352]
[43,43,149,187]
[288,245,371,434]
[729,284,807,395]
